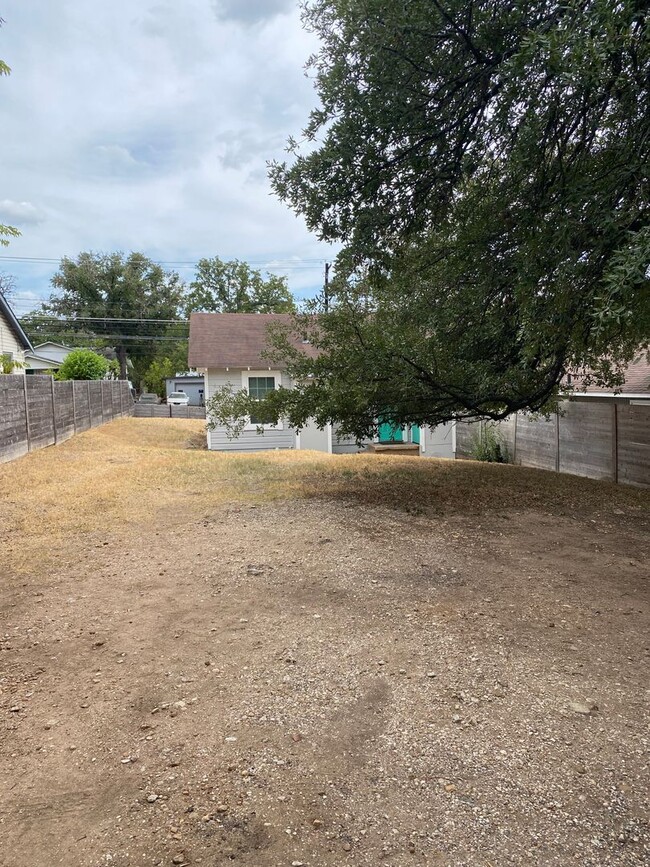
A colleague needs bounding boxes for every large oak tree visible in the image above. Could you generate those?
[225,0,650,439]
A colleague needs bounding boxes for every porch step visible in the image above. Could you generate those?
[365,442,420,456]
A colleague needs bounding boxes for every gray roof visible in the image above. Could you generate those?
[0,294,33,352]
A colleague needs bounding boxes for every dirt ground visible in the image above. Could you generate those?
[0,418,648,867]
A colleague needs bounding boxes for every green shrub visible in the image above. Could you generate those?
[55,349,108,381]
[470,424,508,463]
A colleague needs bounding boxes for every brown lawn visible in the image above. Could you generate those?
[0,417,648,867]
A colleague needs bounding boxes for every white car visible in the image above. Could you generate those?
[167,391,190,406]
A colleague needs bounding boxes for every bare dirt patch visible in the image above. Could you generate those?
[0,418,648,866]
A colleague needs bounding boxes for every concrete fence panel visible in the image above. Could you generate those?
[54,380,76,444]
[73,381,90,432]
[617,404,650,488]
[558,400,614,481]
[89,381,104,427]
[0,374,29,463]
[133,404,206,419]
[25,376,56,451]
[514,413,557,472]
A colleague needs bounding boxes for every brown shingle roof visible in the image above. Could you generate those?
[188,312,318,369]
[566,354,650,394]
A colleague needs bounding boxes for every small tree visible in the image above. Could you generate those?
[55,349,108,381]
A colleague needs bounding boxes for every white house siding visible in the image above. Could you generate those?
[32,343,72,364]
[422,422,455,459]
[205,368,296,452]
[298,419,331,452]
[332,427,367,454]
[0,313,25,372]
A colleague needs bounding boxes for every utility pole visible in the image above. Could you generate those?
[323,262,330,312]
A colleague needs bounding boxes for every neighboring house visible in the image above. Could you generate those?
[0,294,33,372]
[188,312,455,457]
[165,374,205,406]
[23,341,74,375]
[564,354,650,400]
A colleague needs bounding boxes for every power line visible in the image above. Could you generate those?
[24,333,188,342]
[0,255,327,268]
[20,315,188,323]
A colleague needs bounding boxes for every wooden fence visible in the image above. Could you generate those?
[133,404,206,419]
[456,397,649,488]
[0,375,133,464]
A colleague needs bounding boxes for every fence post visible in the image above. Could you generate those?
[23,376,32,452]
[72,381,77,433]
[512,413,518,465]
[51,376,58,444]
[87,380,92,427]
[555,410,560,473]
[612,402,619,484]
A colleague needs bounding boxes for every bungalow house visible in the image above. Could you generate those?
[188,312,455,457]
[0,293,33,372]
[23,341,74,375]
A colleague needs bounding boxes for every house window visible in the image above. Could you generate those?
[242,371,283,430]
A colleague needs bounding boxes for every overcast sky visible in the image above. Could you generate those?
[0,0,331,315]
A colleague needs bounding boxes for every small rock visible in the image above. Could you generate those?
[172,856,186,865]
[568,701,598,716]
[9,706,20,713]
[313,819,323,828]
[224,736,237,743]
[147,794,159,803]
[444,783,456,793]
[292,862,305,867]
[215,804,228,813]
[342,842,352,852]
[426,671,436,678]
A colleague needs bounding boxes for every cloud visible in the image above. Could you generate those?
[0,0,331,311]
[0,200,46,226]
[211,0,295,25]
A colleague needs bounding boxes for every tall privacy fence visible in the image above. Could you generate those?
[133,403,206,419]
[0,375,134,464]
[456,397,649,488]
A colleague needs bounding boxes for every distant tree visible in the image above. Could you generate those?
[185,257,295,314]
[55,349,108,381]
[37,251,186,380]
[141,341,189,397]
[0,273,16,299]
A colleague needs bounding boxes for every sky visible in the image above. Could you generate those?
[0,0,333,317]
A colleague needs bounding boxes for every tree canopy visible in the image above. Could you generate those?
[28,252,186,381]
[256,0,649,434]
[185,256,296,314]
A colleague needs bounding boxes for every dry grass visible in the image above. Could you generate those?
[1,416,647,574]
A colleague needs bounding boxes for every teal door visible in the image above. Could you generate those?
[410,424,420,445]
[378,420,403,443]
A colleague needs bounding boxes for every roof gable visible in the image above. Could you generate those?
[188,312,318,369]
[0,294,33,352]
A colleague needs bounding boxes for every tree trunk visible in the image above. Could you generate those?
[116,345,128,380]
